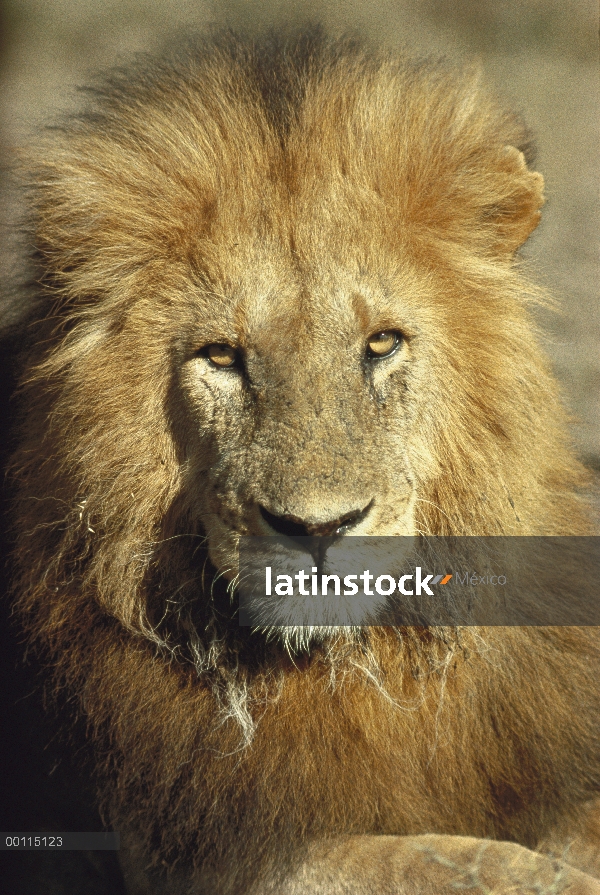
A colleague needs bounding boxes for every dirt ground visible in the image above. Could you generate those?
[1,0,598,467]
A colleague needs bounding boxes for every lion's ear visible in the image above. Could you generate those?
[491,145,545,254]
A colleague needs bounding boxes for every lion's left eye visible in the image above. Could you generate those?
[202,344,239,368]
[366,330,403,359]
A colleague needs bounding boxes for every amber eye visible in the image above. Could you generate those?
[366,330,402,359]
[203,343,238,368]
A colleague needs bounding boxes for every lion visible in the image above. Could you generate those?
[5,27,600,895]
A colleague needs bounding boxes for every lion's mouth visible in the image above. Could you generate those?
[258,501,373,538]
[257,501,374,569]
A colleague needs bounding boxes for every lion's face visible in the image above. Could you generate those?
[25,126,548,646]
[171,223,451,587]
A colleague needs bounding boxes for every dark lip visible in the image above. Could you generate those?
[257,501,374,570]
[259,500,373,539]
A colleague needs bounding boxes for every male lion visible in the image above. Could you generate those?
[5,28,600,895]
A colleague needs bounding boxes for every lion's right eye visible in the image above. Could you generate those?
[201,344,239,368]
[366,330,403,360]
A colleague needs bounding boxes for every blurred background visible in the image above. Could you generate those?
[1,0,598,467]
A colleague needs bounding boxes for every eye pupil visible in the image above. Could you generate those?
[366,330,401,358]
[205,344,237,368]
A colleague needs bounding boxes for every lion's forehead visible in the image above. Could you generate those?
[175,236,428,357]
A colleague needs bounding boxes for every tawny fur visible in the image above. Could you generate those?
[8,29,600,894]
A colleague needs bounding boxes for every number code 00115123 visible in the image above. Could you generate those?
[2,833,119,850]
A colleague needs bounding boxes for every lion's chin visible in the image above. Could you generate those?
[230,528,419,641]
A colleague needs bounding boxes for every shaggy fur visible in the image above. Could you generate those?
[8,28,600,894]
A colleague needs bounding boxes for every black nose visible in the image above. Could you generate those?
[259,503,371,539]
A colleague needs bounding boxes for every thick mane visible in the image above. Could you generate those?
[11,31,591,633]
[6,28,599,894]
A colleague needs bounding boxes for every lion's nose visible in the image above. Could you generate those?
[259,503,371,539]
